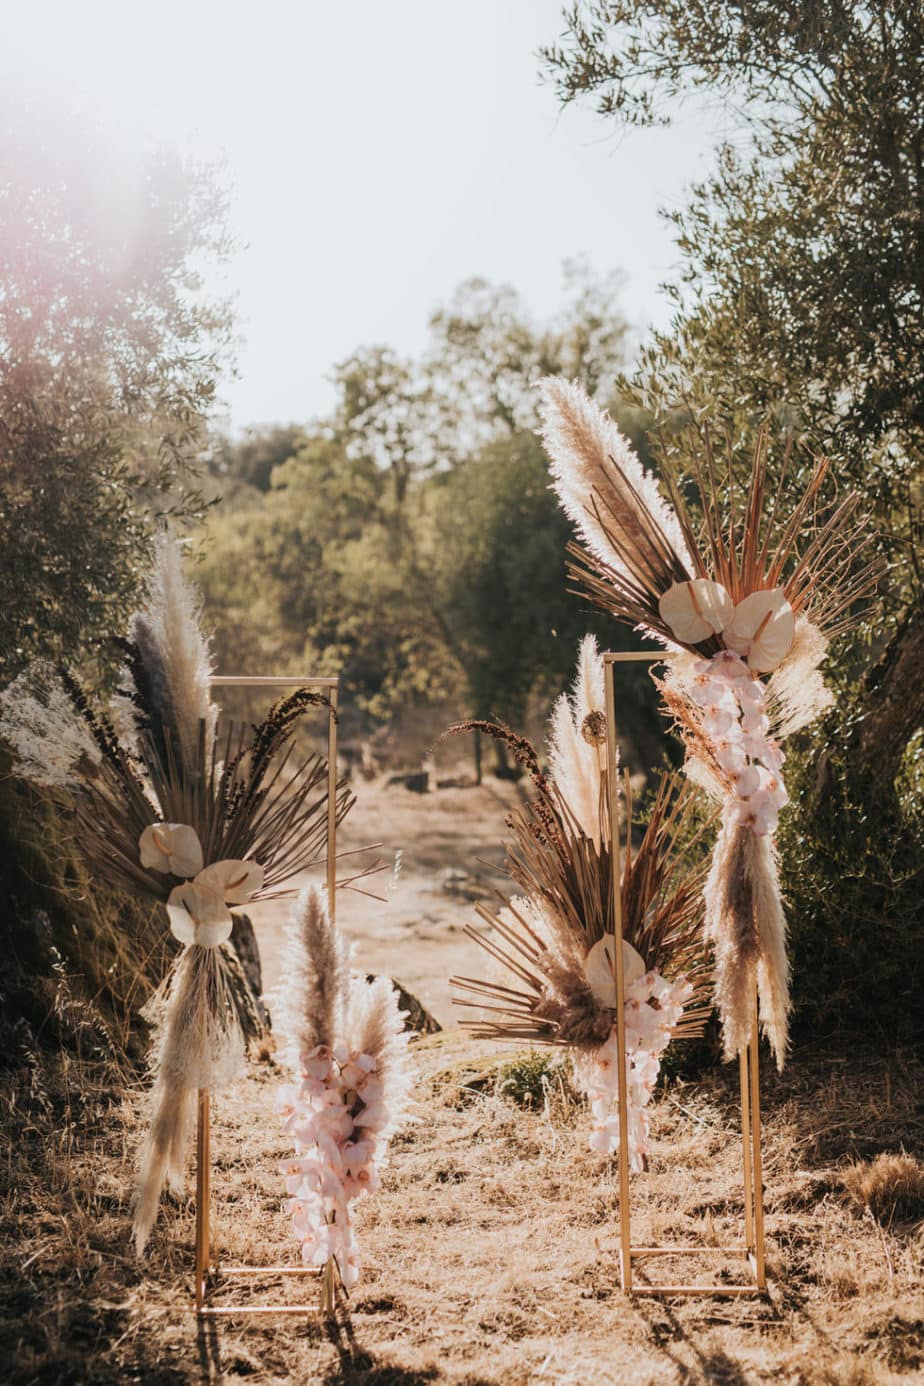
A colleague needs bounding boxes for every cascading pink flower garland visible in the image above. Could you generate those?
[279,1042,392,1293]
[584,971,693,1172]
[687,651,788,836]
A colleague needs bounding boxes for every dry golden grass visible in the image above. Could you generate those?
[843,1155,924,1227]
[1,1032,922,1385]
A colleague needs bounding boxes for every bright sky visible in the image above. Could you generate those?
[1,0,721,432]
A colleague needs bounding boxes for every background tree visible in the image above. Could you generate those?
[543,1,924,1042]
[199,268,667,770]
[0,110,233,682]
[0,110,233,1043]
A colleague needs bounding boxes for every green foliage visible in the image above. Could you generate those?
[208,425,309,494]
[494,1050,561,1108]
[779,723,924,1049]
[427,431,596,727]
[0,761,172,1057]
[546,2,923,613]
[543,1,924,1042]
[201,270,668,758]
[0,113,232,682]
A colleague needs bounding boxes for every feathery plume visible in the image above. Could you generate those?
[0,664,103,788]
[130,531,216,774]
[765,616,833,738]
[538,375,694,592]
[278,885,349,1067]
[547,634,610,847]
[134,945,246,1254]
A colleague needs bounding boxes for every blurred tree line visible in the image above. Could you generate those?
[0,112,233,1050]
[197,269,667,772]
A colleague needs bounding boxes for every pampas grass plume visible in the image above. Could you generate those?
[547,635,609,846]
[135,532,216,770]
[538,376,693,579]
[279,885,349,1068]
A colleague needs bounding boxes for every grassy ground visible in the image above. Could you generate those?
[2,777,922,1384]
[1,1033,922,1385]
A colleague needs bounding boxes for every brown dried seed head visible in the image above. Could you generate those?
[581,711,607,746]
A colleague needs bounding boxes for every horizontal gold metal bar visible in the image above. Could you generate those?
[631,1247,749,1258]
[211,1266,322,1277]
[603,652,667,664]
[629,1285,763,1298]
[210,676,339,688]
[196,1305,320,1317]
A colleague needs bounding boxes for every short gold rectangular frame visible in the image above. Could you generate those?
[604,651,767,1297]
[193,674,341,1317]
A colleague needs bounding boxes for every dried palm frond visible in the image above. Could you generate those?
[452,772,713,1051]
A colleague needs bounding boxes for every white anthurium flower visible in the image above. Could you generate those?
[724,589,795,673]
[195,858,264,904]
[584,934,646,1006]
[659,579,734,645]
[139,822,204,878]
[166,880,233,948]
[164,857,263,947]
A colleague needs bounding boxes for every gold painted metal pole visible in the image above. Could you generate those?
[603,655,632,1293]
[195,1090,210,1310]
[739,1042,755,1253]
[326,682,339,924]
[748,994,767,1289]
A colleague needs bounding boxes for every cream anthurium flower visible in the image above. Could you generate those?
[724,589,795,673]
[659,579,734,645]
[139,822,204,878]
[584,934,646,1006]
[195,858,264,903]
[164,858,263,947]
[166,880,233,948]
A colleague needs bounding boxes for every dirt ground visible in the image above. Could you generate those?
[2,777,923,1385]
[250,775,528,1024]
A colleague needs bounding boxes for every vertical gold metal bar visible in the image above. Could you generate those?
[604,656,632,1293]
[748,995,767,1289]
[739,1043,755,1252]
[195,1089,210,1311]
[326,682,339,925]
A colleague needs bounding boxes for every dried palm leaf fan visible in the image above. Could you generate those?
[446,638,712,1170]
[539,378,881,1068]
[0,533,354,1253]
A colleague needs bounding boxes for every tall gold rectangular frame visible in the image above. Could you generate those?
[193,674,341,1317]
[604,652,767,1297]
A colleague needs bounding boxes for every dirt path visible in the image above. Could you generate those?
[250,776,527,1024]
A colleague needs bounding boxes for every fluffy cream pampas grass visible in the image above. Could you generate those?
[277,886,414,1307]
[546,634,609,848]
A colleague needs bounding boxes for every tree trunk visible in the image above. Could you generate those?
[855,603,924,793]
[473,729,482,786]
[810,602,924,812]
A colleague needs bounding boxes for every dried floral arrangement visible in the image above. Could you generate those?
[276,884,413,1312]
[0,534,353,1252]
[539,378,880,1068]
[448,637,712,1170]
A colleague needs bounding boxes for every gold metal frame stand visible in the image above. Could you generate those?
[193,675,341,1317]
[604,652,767,1297]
